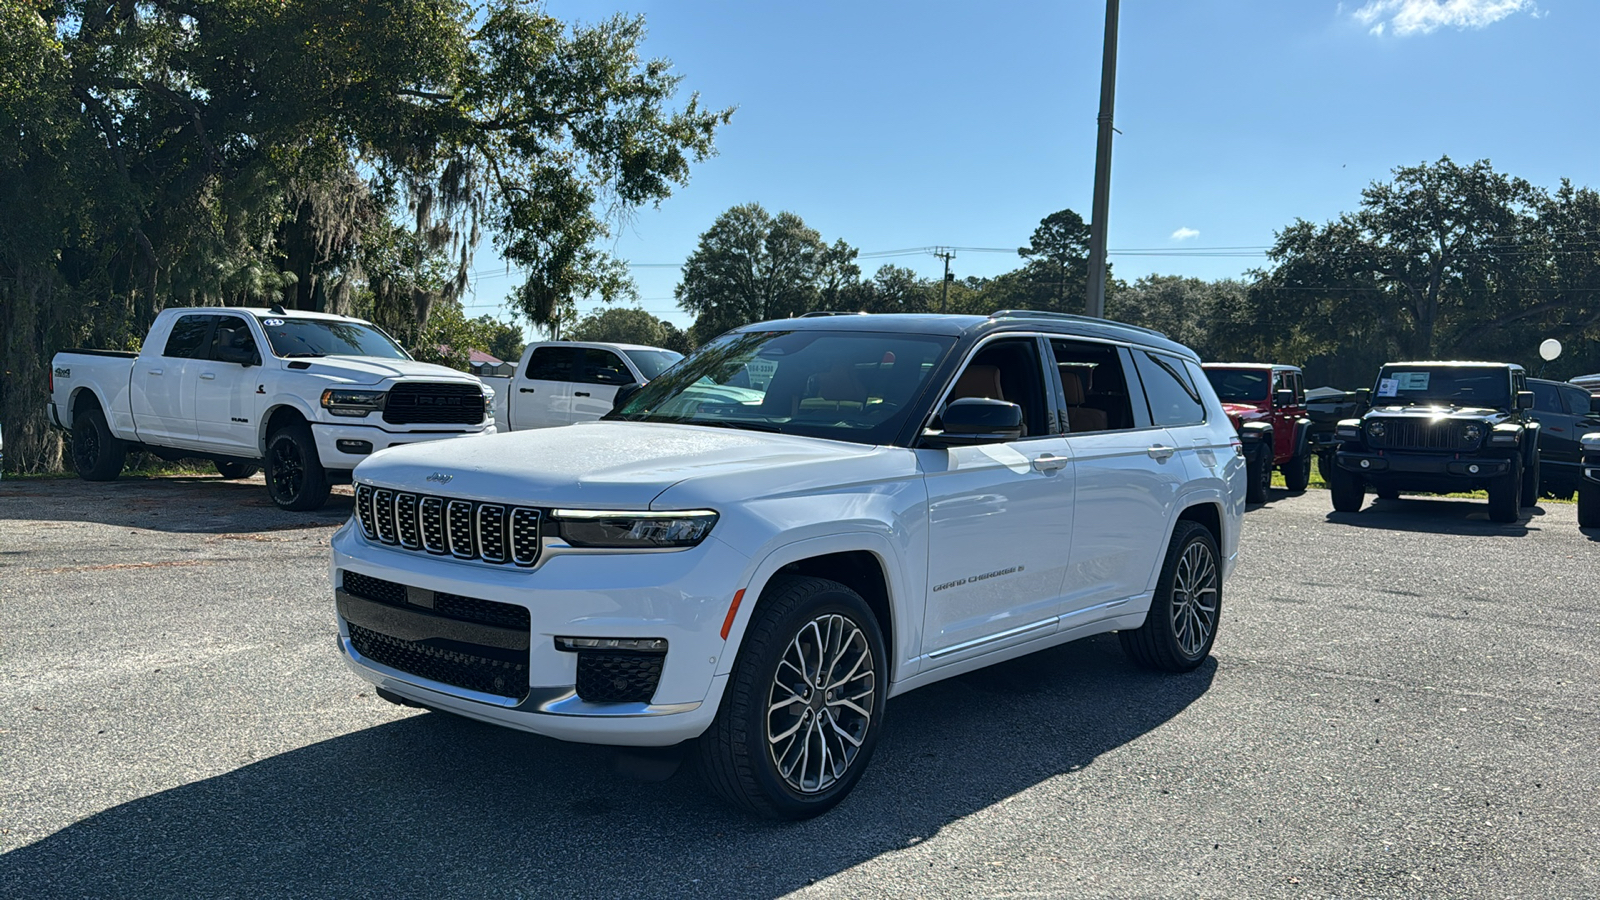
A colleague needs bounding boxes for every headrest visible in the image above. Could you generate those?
[1059,369,1086,405]
[951,364,1003,401]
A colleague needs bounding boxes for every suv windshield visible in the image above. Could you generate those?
[610,329,955,445]
[1204,368,1269,403]
[623,348,684,380]
[1373,365,1510,408]
[257,317,409,360]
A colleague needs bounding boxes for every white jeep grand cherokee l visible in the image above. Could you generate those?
[331,311,1245,818]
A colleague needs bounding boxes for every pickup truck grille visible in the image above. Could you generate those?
[1371,417,1476,451]
[356,484,542,566]
[382,382,485,425]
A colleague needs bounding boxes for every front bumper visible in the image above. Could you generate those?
[311,421,495,472]
[1335,449,1511,478]
[330,521,749,746]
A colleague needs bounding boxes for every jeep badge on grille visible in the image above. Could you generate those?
[426,472,454,484]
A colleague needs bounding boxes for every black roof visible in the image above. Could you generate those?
[731,311,1198,360]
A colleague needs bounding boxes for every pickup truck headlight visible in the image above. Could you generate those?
[321,389,386,418]
[552,509,719,549]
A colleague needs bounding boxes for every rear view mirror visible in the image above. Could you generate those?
[924,398,1023,447]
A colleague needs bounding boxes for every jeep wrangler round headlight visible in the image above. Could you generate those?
[552,509,719,549]
[321,388,386,417]
[1367,420,1386,439]
[1461,423,1483,445]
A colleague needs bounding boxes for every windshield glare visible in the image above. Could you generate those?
[610,330,955,444]
[258,317,410,360]
[1204,369,1269,403]
[623,348,684,381]
[1374,366,1510,408]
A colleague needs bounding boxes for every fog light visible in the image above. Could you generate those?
[1468,464,1479,474]
[1360,459,1370,469]
[555,637,668,653]
[336,439,373,455]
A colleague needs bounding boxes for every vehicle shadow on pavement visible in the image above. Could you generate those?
[0,477,351,534]
[0,636,1213,899]
[1324,495,1540,536]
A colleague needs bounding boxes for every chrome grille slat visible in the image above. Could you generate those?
[355,484,540,567]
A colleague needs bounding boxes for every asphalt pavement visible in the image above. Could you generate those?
[1,475,1597,898]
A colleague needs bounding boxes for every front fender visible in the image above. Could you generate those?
[256,395,321,456]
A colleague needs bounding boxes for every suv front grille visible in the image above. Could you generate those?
[1373,418,1475,451]
[349,623,529,701]
[575,650,665,704]
[341,571,530,631]
[355,484,542,567]
[383,382,485,425]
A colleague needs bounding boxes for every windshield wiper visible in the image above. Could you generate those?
[694,419,781,433]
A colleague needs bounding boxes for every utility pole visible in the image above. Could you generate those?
[934,248,955,313]
[1085,0,1120,319]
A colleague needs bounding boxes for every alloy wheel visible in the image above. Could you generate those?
[766,613,876,794]
[1170,541,1219,657]
[270,438,304,501]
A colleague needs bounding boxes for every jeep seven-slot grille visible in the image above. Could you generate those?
[382,382,485,425]
[1373,417,1475,451]
[355,484,542,566]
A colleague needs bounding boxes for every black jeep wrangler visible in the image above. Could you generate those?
[1329,361,1541,523]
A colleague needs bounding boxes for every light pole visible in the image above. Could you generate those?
[1085,0,1120,319]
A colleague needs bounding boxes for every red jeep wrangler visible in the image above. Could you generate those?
[1202,363,1314,503]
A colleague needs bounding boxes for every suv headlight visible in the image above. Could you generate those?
[551,509,719,549]
[1366,419,1386,439]
[321,389,386,417]
[1461,423,1483,445]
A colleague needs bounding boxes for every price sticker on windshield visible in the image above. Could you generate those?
[1396,372,1430,391]
[263,318,285,327]
[1377,378,1399,397]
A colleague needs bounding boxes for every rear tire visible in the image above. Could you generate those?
[70,406,127,482]
[697,576,887,820]
[1329,461,1364,513]
[1120,520,1220,673]
[1487,456,1522,523]
[1245,447,1271,504]
[265,423,330,511]
[1282,448,1312,493]
[1519,453,1540,508]
[1579,481,1600,528]
[215,461,259,480]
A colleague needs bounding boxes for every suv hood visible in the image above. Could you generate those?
[288,356,479,386]
[352,421,890,509]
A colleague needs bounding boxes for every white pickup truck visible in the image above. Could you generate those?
[332,311,1245,818]
[495,341,682,430]
[49,306,494,510]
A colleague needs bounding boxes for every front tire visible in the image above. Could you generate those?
[697,576,887,820]
[1487,456,1522,523]
[1579,481,1600,528]
[265,423,330,511]
[215,461,259,480]
[1282,448,1312,493]
[1245,446,1271,504]
[1329,461,1365,513]
[1519,453,1540,508]
[71,406,127,481]
[1120,520,1220,673]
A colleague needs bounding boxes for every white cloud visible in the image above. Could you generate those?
[1352,0,1533,37]
[1171,227,1200,241]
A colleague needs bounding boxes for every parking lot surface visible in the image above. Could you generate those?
[2,476,1598,898]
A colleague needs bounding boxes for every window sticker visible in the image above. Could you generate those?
[1396,372,1430,391]
[1377,378,1399,398]
[263,318,285,327]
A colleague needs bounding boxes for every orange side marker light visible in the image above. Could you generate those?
[720,589,746,640]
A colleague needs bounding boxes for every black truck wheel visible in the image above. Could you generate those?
[71,406,128,481]
[215,461,260,480]
[1282,449,1313,493]
[1245,447,1271,504]
[1519,453,1540,508]
[1328,462,1364,513]
[697,576,887,820]
[265,423,331,511]
[1120,520,1220,673]
[1487,456,1522,523]
[1579,480,1600,528]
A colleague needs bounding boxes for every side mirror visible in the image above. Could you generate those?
[611,382,643,413]
[1356,388,1371,399]
[218,346,256,367]
[924,398,1023,447]
[1516,390,1535,410]
[1589,395,1600,415]
[1273,389,1294,408]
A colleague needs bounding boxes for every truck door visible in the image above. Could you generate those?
[192,314,265,455]
[130,313,213,447]
[570,347,635,422]
[510,345,577,430]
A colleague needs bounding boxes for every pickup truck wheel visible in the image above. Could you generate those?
[1282,449,1312,493]
[1579,482,1600,528]
[265,424,330,511]
[1519,454,1540,508]
[697,576,886,820]
[1119,520,1220,673]
[1328,463,1364,513]
[1487,456,1522,524]
[215,461,259,480]
[1245,447,1271,504]
[70,406,127,481]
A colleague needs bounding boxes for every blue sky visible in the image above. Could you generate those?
[462,0,1598,334]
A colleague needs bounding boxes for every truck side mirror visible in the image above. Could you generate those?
[611,382,643,412]
[1273,389,1294,408]
[1516,390,1535,410]
[218,346,256,367]
[1590,395,1600,416]
[923,398,1024,447]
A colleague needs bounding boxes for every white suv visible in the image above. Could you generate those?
[331,312,1245,818]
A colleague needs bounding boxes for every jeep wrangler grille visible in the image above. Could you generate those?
[1372,418,1476,451]
[355,484,542,566]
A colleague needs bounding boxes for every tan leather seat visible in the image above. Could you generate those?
[1060,370,1107,432]
[950,364,1004,402]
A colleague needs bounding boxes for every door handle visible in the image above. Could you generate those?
[1147,444,1177,461]
[519,387,536,393]
[148,368,163,376]
[1032,453,1070,473]
[199,372,216,380]
[574,391,590,398]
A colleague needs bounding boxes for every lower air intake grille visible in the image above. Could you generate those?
[575,650,665,704]
[343,570,407,607]
[348,623,529,701]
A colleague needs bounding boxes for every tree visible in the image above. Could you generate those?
[675,203,860,344]
[1109,275,1246,359]
[568,306,690,352]
[1014,209,1095,313]
[858,265,934,314]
